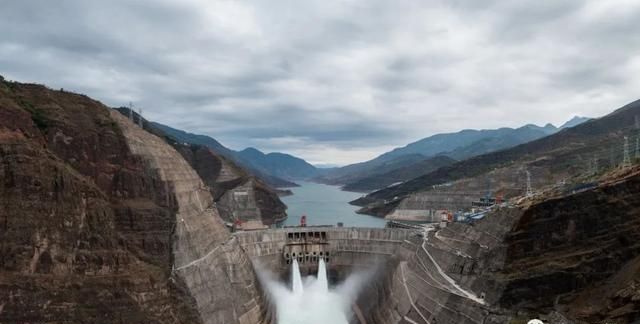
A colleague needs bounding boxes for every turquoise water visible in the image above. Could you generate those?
[280,181,387,228]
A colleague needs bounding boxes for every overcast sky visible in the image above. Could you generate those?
[1,0,639,165]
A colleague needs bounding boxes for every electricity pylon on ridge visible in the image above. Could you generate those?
[128,102,133,121]
[623,136,631,167]
[138,108,143,128]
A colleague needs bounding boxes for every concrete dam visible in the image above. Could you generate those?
[109,110,494,324]
[237,226,492,324]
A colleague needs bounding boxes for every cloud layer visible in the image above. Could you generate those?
[2,0,639,165]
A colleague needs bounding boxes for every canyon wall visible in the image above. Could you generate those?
[0,82,200,323]
[0,81,270,324]
[110,111,271,324]
[173,144,287,225]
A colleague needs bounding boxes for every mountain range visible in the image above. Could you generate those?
[152,122,322,187]
[152,114,591,193]
[351,101,638,215]
[315,117,590,191]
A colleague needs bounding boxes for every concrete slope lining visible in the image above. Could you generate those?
[110,111,269,324]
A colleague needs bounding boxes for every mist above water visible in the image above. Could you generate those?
[258,259,371,324]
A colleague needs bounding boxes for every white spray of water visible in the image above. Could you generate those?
[257,258,374,324]
[316,259,328,293]
[291,259,304,295]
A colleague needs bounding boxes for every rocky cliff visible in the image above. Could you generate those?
[0,80,270,323]
[173,144,287,225]
[405,167,640,323]
[499,168,640,323]
[0,81,201,322]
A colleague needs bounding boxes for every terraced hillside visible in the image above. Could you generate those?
[0,80,270,324]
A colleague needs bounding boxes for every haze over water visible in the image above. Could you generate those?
[258,259,372,324]
[281,181,386,227]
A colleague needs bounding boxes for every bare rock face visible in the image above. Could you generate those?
[499,170,640,323]
[0,80,268,324]
[174,144,287,225]
[0,81,200,323]
[405,169,640,324]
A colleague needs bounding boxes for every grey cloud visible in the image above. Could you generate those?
[1,0,639,165]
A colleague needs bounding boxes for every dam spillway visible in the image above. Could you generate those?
[235,226,490,324]
[260,258,351,324]
[235,227,416,282]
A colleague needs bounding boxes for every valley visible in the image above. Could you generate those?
[2,76,639,324]
[3,1,640,323]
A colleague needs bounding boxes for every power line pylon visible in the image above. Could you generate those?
[623,136,631,167]
[128,102,134,121]
[138,108,143,128]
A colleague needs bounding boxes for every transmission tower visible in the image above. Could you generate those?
[128,102,133,121]
[623,136,631,167]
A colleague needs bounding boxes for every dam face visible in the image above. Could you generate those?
[236,227,422,323]
[236,227,417,279]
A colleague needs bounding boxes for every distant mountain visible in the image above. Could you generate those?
[314,153,428,186]
[375,123,559,162]
[445,124,558,160]
[560,116,591,129]
[151,122,318,186]
[341,155,457,192]
[352,100,639,211]
[236,147,321,180]
[316,119,587,188]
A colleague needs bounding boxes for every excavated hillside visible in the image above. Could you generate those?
[0,81,200,322]
[115,108,288,225]
[499,167,640,323]
[0,80,270,323]
[412,167,640,324]
[171,141,287,225]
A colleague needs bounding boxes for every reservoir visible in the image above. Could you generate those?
[280,181,387,228]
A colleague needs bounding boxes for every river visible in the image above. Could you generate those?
[280,181,387,228]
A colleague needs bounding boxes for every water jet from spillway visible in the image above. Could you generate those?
[258,258,374,324]
[316,259,328,293]
[291,259,304,295]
